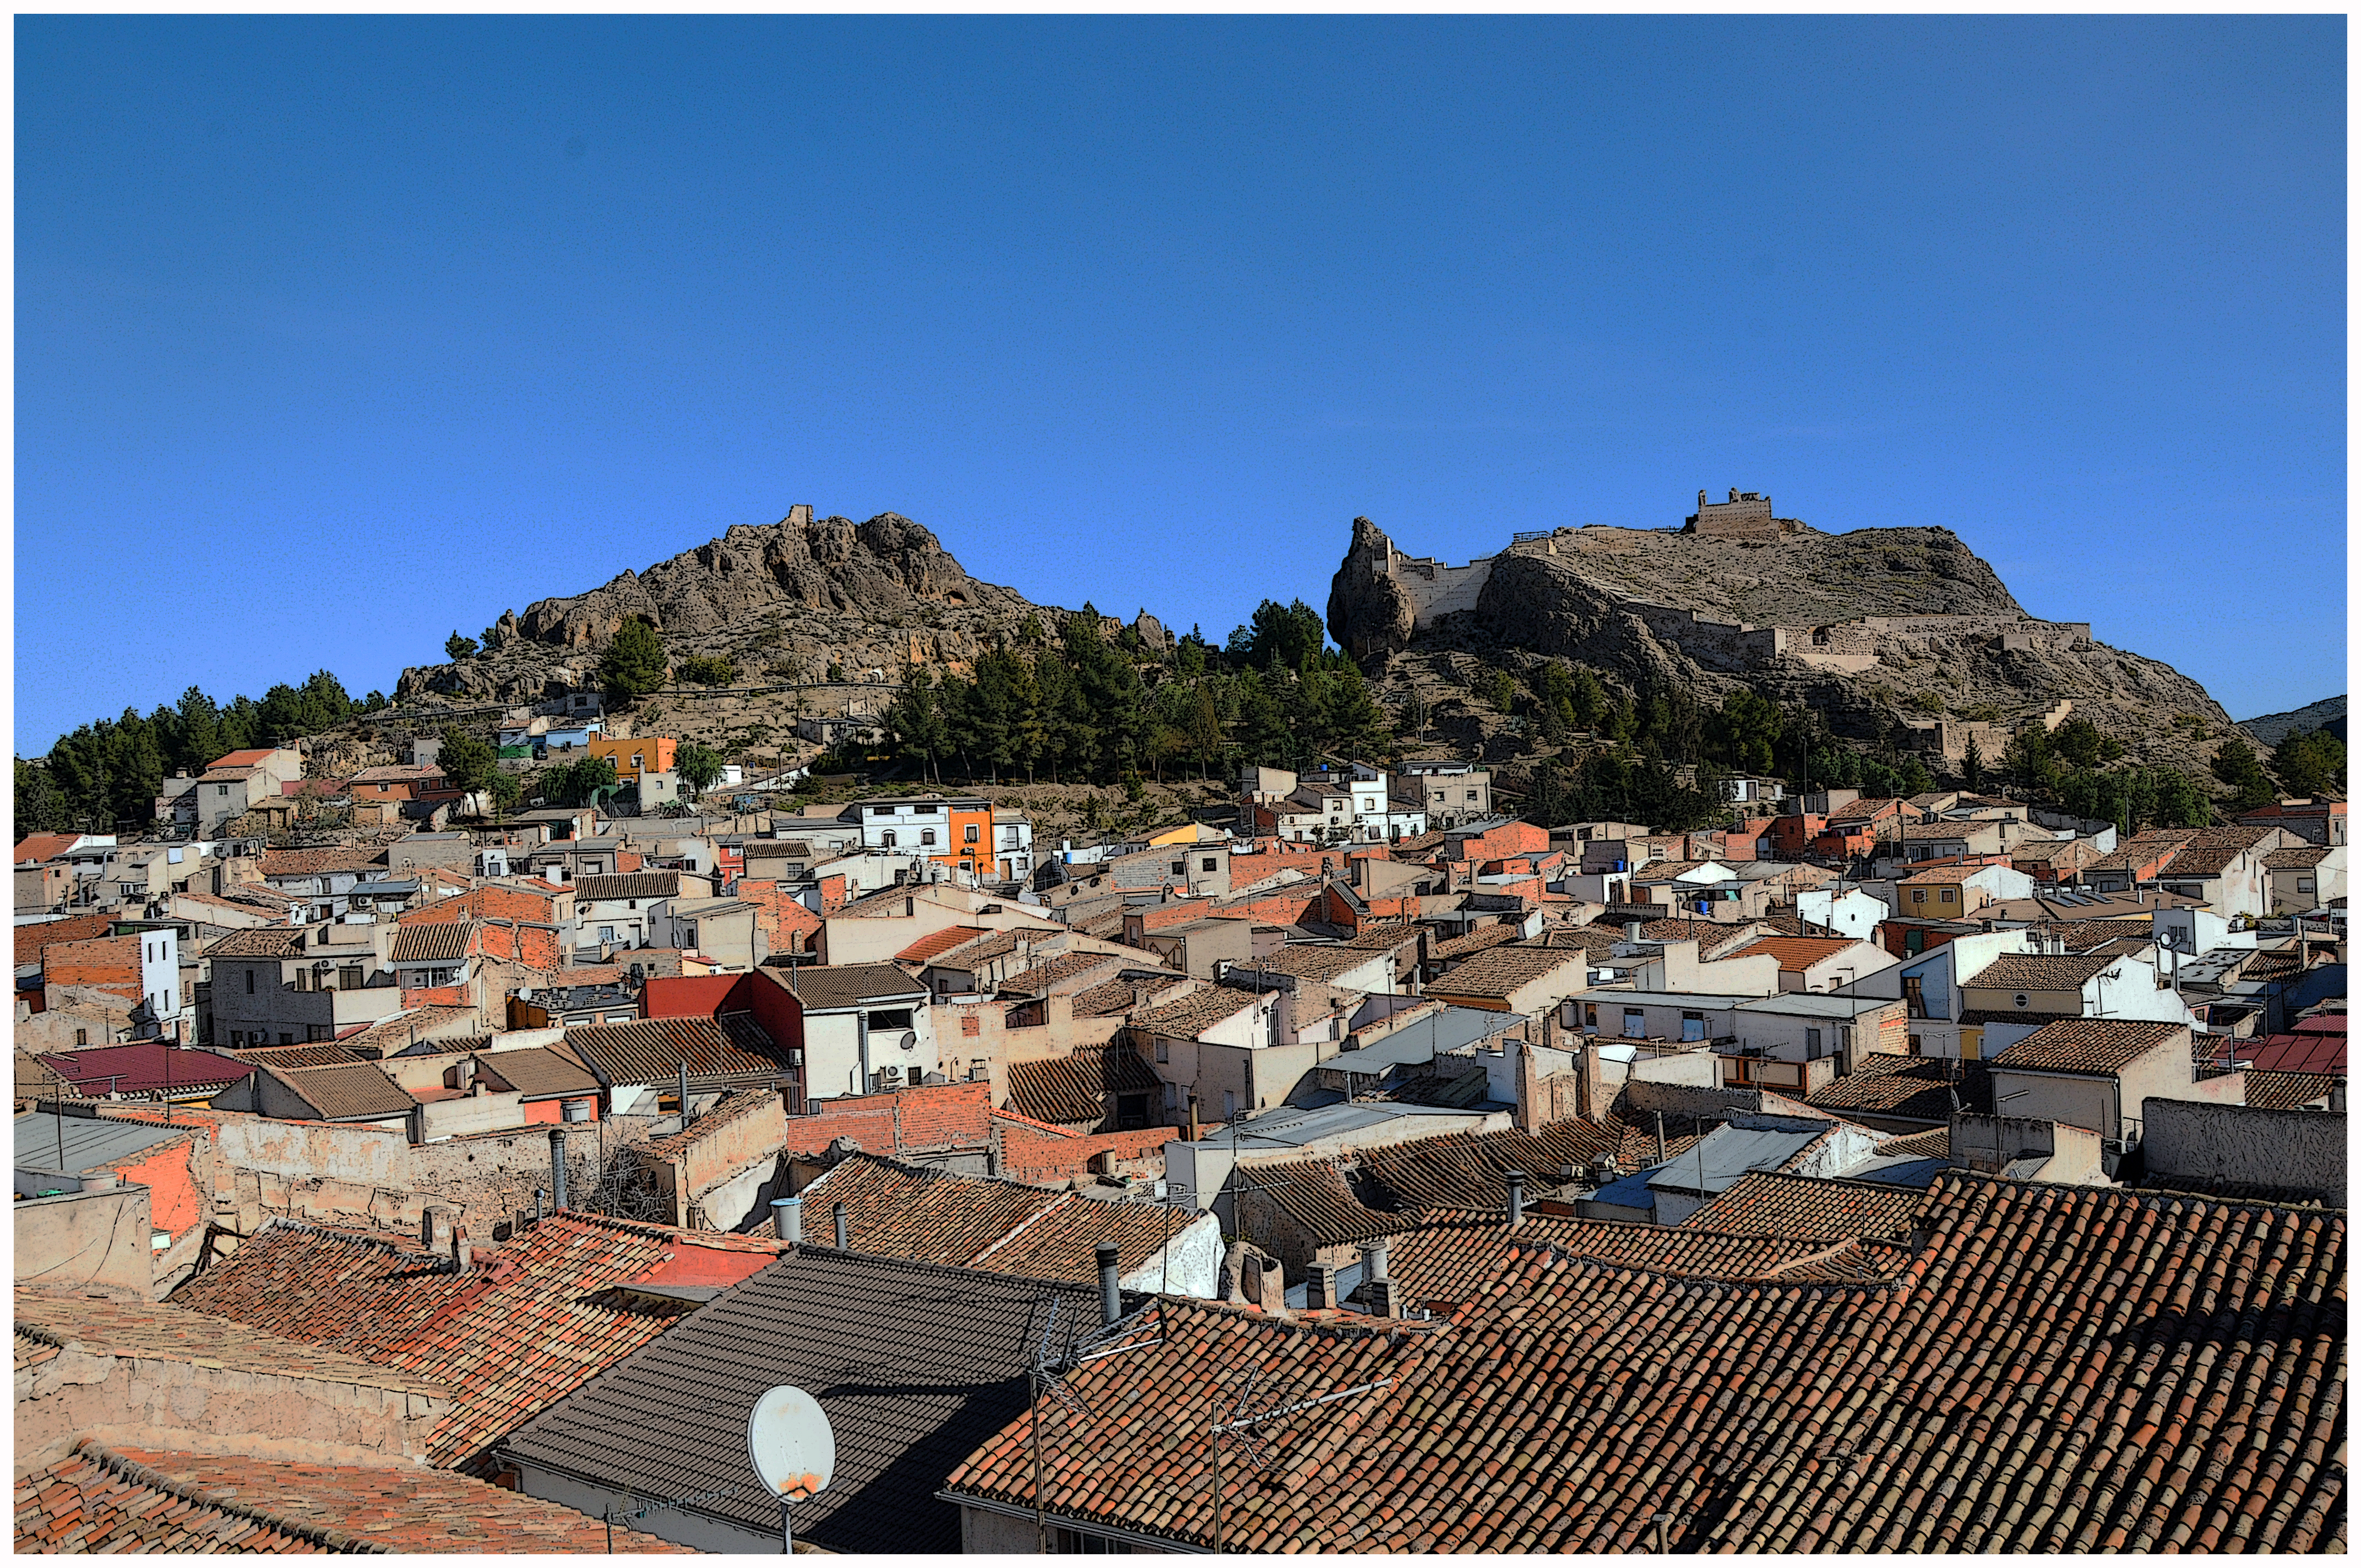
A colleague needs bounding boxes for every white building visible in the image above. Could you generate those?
[772,962,938,1098]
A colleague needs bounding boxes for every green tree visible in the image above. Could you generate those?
[437,726,498,797]
[2153,766,2214,829]
[1237,599,1327,673]
[543,754,618,807]
[487,771,523,822]
[2051,716,2110,770]
[886,666,950,783]
[2210,738,2277,813]
[1962,736,1984,791]
[445,631,479,661]
[1706,689,1782,775]
[15,758,64,835]
[2273,729,2347,799]
[1483,669,1519,714]
[678,654,738,687]
[677,742,724,798]
[600,617,669,699]
[1184,685,1225,777]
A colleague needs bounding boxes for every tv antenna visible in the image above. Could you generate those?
[1207,1368,1396,1551]
[747,1384,835,1554]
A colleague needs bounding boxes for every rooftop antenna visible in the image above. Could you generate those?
[747,1384,836,1554]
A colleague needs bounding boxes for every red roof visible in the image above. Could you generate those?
[13,833,81,865]
[39,1043,254,1096]
[2248,1032,2346,1076]
[2293,1012,2347,1035]
[895,924,991,965]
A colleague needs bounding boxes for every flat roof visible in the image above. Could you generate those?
[1179,1099,1487,1153]
[15,1111,192,1176]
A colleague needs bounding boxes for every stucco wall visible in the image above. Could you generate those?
[1122,1209,1224,1298]
[15,1330,448,1468]
[2143,1101,2344,1205]
[15,1187,156,1300]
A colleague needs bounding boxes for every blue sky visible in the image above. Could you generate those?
[17,16,2345,755]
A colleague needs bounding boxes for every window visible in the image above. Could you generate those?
[1805,1026,1824,1057]
[1902,975,1927,1020]
[881,831,897,848]
[1467,790,1478,801]
[1680,1012,1706,1042]
[1053,1526,1132,1554]
[244,968,255,995]
[1171,861,1186,876]
[278,1033,293,1046]
[1908,1033,1923,1056]
[921,829,937,847]
[964,824,979,843]
[1116,1093,1150,1130]
[2012,993,2029,1009]
[1201,858,1217,873]
[1940,889,1957,903]
[1623,1008,1646,1039]
[867,1008,915,1032]
[1155,1039,1171,1063]
[600,925,616,941]
[1584,1003,1598,1029]
[74,1028,88,1047]
[1910,889,1925,905]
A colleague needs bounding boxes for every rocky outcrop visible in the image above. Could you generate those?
[396,509,1064,705]
[1327,517,1419,663]
[1346,515,2234,766]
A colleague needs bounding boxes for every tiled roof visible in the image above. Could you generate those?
[13,1287,445,1396]
[170,1215,784,1469]
[1962,951,2118,992]
[741,837,817,859]
[1808,1053,1993,1122]
[773,961,928,1011]
[1130,983,1260,1038]
[202,926,310,959]
[638,1087,777,1159]
[1344,921,1421,951]
[1237,1159,1416,1245]
[1356,1120,1692,1214]
[923,929,1027,970]
[801,1153,1196,1283]
[1895,863,1998,884]
[1380,1212,1911,1306]
[1677,1169,1925,1243]
[268,1062,417,1121]
[1872,1126,1952,1160]
[13,832,83,864]
[2264,845,2332,869]
[1422,944,1585,1000]
[474,1046,600,1100]
[2086,829,2200,874]
[1070,971,1192,1019]
[1005,1042,1161,1125]
[1248,944,1388,983]
[1428,924,1525,962]
[949,1172,2347,1553]
[332,1005,480,1057]
[1993,1017,2185,1075]
[895,924,990,965]
[573,871,681,901]
[15,1440,674,1553]
[1723,934,1856,971]
[561,1015,788,1088]
[389,922,475,963]
[2240,1069,2339,1111]
[998,950,1119,995]
[2044,919,2156,953]
[496,1249,1096,1553]
[259,848,387,878]
[224,1041,376,1069]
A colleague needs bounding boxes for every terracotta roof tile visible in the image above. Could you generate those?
[259,848,387,879]
[170,1214,783,1469]
[1678,1169,1926,1243]
[202,926,311,959]
[895,924,991,965]
[561,1015,790,1088]
[572,871,681,901]
[1963,950,2119,991]
[1354,1119,1693,1214]
[801,1153,1199,1283]
[1131,983,1261,1038]
[13,1441,684,1553]
[1808,1052,1993,1121]
[1422,944,1585,1000]
[389,922,476,964]
[1723,934,1857,971]
[1005,1042,1162,1125]
[1993,1017,2185,1074]
[2240,1069,2339,1111]
[946,1172,2346,1553]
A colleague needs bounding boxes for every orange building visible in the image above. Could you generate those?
[589,735,677,782]
[852,794,993,873]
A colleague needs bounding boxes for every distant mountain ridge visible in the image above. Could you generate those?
[2238,695,2346,748]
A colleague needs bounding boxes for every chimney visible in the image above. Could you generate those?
[450,1226,471,1274]
[676,1061,690,1124]
[1362,1239,1400,1317]
[1625,921,1642,943]
[421,1206,446,1251]
[1304,1260,1340,1310]
[1096,1241,1123,1326]
[547,1129,569,1210]
[1505,1169,1527,1226]
[833,1201,850,1250]
[772,1196,803,1244]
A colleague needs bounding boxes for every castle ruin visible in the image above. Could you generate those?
[1683,488,1811,540]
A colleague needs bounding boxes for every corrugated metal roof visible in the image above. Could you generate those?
[494,1249,1096,1553]
[15,1112,192,1176]
[1644,1125,1823,1197]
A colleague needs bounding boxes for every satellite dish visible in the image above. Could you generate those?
[747,1385,835,1502]
[897,1031,918,1052]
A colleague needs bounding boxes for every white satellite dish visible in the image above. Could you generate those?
[747,1385,836,1502]
[896,1030,918,1052]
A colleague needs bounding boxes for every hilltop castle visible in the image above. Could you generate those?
[1682,488,1811,540]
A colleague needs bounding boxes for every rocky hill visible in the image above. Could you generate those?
[395,507,1166,706]
[2238,695,2345,748]
[1331,513,2236,768]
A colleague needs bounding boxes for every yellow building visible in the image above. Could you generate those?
[589,735,677,782]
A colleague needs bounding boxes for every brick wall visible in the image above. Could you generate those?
[995,1120,1173,1185]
